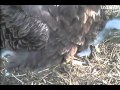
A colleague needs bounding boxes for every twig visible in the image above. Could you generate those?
[11,74,24,85]
[37,68,49,73]
[39,72,52,82]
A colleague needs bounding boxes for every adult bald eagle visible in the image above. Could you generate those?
[0,5,103,72]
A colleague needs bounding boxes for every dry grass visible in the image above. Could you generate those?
[0,37,120,85]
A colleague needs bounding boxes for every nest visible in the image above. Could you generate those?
[0,5,120,85]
